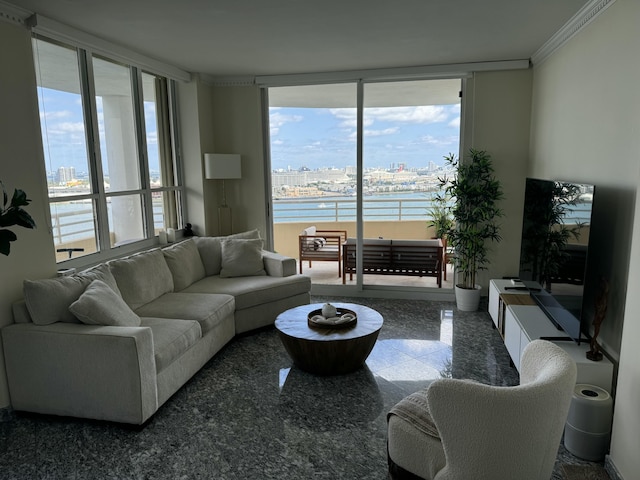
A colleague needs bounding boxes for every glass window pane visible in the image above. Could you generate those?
[152,190,180,233]
[33,38,91,199]
[362,79,461,288]
[50,200,98,261]
[93,56,141,192]
[107,194,145,247]
[268,83,358,279]
[142,72,162,187]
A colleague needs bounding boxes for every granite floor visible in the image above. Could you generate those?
[0,296,605,479]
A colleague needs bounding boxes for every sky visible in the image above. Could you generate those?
[269,103,461,172]
[37,88,461,177]
[37,88,159,178]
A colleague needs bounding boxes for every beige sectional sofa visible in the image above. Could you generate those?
[1,231,311,424]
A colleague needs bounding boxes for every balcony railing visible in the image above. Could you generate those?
[273,196,433,223]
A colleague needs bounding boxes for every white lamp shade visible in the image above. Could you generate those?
[204,153,242,180]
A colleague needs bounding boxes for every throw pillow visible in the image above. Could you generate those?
[23,263,122,325]
[313,237,326,250]
[69,280,141,327]
[162,239,206,290]
[219,238,266,278]
[24,275,89,325]
[108,249,174,310]
[79,263,122,296]
[194,229,261,276]
[300,226,317,251]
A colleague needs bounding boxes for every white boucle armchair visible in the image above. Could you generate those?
[387,339,577,480]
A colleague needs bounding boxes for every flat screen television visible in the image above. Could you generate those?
[518,178,595,344]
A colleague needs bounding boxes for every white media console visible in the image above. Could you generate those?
[489,279,613,392]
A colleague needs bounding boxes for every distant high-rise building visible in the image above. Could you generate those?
[55,166,76,183]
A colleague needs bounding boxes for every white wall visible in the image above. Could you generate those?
[529,0,640,477]
[466,69,533,289]
[0,21,58,407]
[211,85,268,238]
[178,75,216,236]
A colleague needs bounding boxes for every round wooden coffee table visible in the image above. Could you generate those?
[275,302,383,375]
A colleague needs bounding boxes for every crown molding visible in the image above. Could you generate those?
[201,74,256,87]
[531,0,616,65]
[0,0,31,27]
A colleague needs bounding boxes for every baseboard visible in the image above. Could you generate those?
[605,455,624,480]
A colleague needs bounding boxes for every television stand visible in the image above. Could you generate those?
[489,279,613,392]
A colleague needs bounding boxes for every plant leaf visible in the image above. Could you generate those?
[10,189,31,208]
[1,181,7,210]
[0,229,17,256]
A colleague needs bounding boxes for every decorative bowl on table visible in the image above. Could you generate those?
[308,307,357,329]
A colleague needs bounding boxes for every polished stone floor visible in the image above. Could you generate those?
[0,297,603,479]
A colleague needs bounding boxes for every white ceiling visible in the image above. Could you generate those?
[7,0,590,78]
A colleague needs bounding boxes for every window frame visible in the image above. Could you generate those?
[33,34,185,267]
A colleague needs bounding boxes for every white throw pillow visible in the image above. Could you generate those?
[108,249,174,310]
[194,229,261,276]
[300,226,317,251]
[23,263,122,325]
[24,276,88,325]
[219,238,266,278]
[162,239,206,290]
[69,280,141,327]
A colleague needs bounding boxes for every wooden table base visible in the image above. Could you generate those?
[275,303,384,375]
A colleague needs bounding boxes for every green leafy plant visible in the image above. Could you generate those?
[428,194,453,239]
[438,149,504,289]
[0,181,36,256]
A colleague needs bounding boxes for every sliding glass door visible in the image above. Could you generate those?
[268,83,357,285]
[361,79,461,288]
[266,78,461,292]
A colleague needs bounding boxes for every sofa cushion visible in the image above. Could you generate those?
[140,317,202,373]
[134,292,235,335]
[69,280,141,327]
[80,263,122,296]
[220,238,266,278]
[181,274,311,311]
[108,249,174,310]
[162,239,206,291]
[23,263,121,325]
[194,229,261,276]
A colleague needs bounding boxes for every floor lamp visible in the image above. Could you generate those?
[204,153,242,235]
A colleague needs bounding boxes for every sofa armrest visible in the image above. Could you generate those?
[1,322,158,424]
[262,250,297,277]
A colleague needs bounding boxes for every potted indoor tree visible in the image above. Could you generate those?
[438,149,504,311]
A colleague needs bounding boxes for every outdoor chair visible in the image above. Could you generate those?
[298,226,347,278]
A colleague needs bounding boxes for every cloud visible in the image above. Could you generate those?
[270,111,303,136]
[366,106,449,124]
[330,105,452,129]
[419,134,459,147]
[364,127,400,137]
[40,110,73,121]
[146,131,158,145]
[49,121,85,135]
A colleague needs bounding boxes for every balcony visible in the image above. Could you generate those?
[272,197,454,289]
